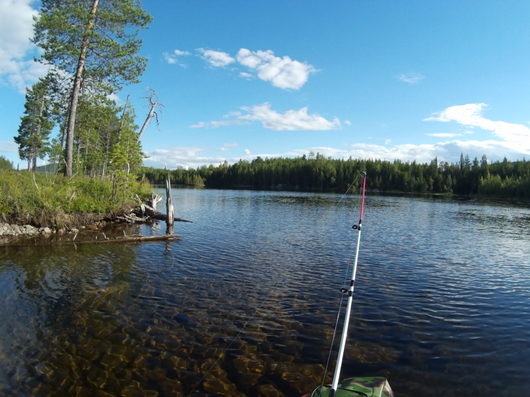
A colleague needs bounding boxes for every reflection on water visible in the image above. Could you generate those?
[0,189,529,396]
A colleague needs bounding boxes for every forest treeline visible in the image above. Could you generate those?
[143,154,530,199]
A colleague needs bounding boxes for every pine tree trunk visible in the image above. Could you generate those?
[33,93,45,173]
[102,131,110,177]
[64,0,100,177]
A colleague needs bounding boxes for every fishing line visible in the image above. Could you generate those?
[319,172,366,390]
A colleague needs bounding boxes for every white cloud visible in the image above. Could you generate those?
[289,146,352,159]
[398,72,425,84]
[106,93,120,103]
[150,103,530,169]
[241,103,340,131]
[290,139,524,164]
[236,48,314,90]
[425,103,530,153]
[427,133,461,138]
[190,119,249,129]
[239,71,253,79]
[348,143,438,162]
[145,138,527,169]
[174,49,190,56]
[191,47,315,89]
[0,0,48,92]
[192,103,340,131]
[145,146,215,169]
[163,49,190,65]
[144,146,260,169]
[197,48,235,67]
[0,0,35,63]
[0,140,18,153]
[163,52,177,65]
[219,143,239,151]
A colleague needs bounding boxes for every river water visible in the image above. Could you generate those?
[0,189,529,396]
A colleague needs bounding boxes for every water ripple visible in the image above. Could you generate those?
[0,190,529,395]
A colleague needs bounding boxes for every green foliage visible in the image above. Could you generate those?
[0,156,13,171]
[43,93,144,180]
[74,95,118,176]
[33,0,151,177]
[0,170,151,226]
[34,0,152,90]
[143,155,530,199]
[142,167,205,187]
[14,75,56,170]
[109,102,143,177]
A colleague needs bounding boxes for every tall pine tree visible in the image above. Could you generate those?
[14,76,55,171]
[33,0,151,177]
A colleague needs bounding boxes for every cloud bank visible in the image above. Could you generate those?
[425,103,530,153]
[191,103,340,131]
[145,146,231,169]
[150,102,530,169]
[0,0,47,92]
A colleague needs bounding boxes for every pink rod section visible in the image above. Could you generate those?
[360,175,367,221]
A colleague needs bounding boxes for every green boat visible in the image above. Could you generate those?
[310,377,393,397]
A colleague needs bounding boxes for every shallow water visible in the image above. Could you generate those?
[0,189,529,396]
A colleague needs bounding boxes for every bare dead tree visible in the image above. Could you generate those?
[138,89,163,140]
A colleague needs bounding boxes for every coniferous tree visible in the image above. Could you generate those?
[14,76,55,171]
[33,0,152,177]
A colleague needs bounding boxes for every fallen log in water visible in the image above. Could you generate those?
[77,234,182,244]
[150,212,193,223]
[2,232,183,247]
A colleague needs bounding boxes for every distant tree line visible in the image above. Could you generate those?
[143,154,530,199]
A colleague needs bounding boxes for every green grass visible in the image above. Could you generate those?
[0,171,152,227]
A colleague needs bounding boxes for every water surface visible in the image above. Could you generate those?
[0,189,529,396]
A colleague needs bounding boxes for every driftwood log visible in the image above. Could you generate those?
[165,175,174,234]
[76,234,182,244]
[130,193,192,224]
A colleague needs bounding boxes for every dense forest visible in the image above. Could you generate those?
[143,154,530,199]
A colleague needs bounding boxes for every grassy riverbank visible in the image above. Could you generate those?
[0,171,151,228]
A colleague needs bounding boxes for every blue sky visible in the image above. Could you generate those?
[1,0,530,169]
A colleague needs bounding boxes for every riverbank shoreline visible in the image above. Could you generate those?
[0,216,128,246]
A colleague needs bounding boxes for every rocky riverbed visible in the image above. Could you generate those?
[0,221,109,246]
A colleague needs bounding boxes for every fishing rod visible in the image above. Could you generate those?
[329,171,367,396]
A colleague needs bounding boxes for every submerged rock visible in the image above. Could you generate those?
[0,222,53,239]
[256,384,283,397]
